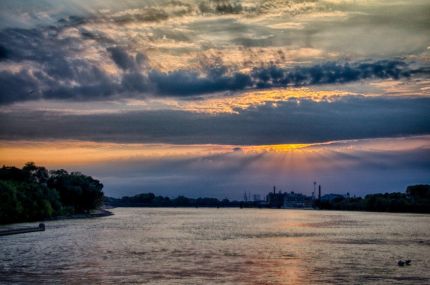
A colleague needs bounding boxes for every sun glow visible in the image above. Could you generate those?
[0,140,314,169]
[241,144,310,153]
[0,141,234,166]
[1,136,427,171]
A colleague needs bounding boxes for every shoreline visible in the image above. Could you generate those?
[48,209,114,221]
[104,205,430,214]
[0,209,114,227]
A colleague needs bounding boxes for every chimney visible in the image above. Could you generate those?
[273,185,276,195]
[318,185,321,201]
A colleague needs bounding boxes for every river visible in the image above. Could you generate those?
[1,208,429,284]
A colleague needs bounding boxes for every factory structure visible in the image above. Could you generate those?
[242,183,346,209]
[264,183,324,209]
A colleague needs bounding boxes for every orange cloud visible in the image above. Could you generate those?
[0,140,233,167]
[126,87,352,114]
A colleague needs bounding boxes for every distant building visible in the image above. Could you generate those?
[266,186,284,208]
[283,191,313,208]
[253,194,261,202]
[266,186,313,208]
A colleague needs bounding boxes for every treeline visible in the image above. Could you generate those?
[0,162,104,224]
[316,185,430,213]
[105,193,243,208]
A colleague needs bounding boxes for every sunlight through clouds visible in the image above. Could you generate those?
[0,0,429,197]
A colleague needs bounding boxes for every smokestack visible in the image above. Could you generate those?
[273,185,276,194]
[318,185,321,201]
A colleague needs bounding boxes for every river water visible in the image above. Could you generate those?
[1,208,429,284]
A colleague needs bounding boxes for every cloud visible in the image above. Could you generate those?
[107,47,137,71]
[147,68,252,96]
[198,0,243,15]
[112,8,169,24]
[1,96,429,144]
[144,59,417,97]
[250,60,412,87]
[0,0,429,105]
[0,70,40,104]
[0,45,8,60]
[0,38,423,105]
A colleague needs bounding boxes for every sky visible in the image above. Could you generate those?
[0,0,429,199]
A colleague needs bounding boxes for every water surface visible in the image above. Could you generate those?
[1,208,429,284]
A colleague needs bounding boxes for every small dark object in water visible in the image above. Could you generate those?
[398,260,405,266]
[405,259,411,265]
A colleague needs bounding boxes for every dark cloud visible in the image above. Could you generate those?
[199,0,243,15]
[0,33,423,105]
[121,72,148,92]
[1,96,429,144]
[0,70,40,104]
[107,47,136,71]
[78,58,424,98]
[250,61,412,88]
[0,45,8,60]
[147,69,252,96]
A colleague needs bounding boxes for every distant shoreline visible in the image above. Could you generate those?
[105,205,430,215]
[105,185,430,214]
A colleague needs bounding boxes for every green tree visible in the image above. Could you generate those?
[0,163,105,224]
[0,181,22,224]
[48,171,104,213]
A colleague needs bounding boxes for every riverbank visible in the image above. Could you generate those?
[0,209,114,227]
[48,209,114,221]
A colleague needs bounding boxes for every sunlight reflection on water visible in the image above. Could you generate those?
[1,208,429,284]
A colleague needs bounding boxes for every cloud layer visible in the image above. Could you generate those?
[2,96,429,144]
[3,136,427,199]
[0,39,422,105]
[0,0,429,105]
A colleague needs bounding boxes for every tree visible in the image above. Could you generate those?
[48,171,104,213]
[0,163,105,224]
[0,181,22,224]
[23,162,49,184]
[0,165,31,182]
[406,185,430,199]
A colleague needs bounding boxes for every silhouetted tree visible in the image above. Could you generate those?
[23,162,49,184]
[406,185,430,199]
[48,171,104,213]
[0,163,105,224]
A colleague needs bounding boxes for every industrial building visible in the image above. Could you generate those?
[266,186,314,209]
